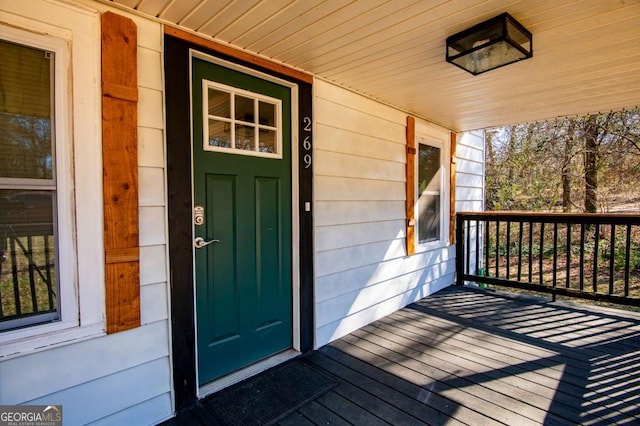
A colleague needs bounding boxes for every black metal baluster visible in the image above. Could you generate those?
[624,224,631,297]
[475,219,480,275]
[10,236,21,316]
[44,234,54,310]
[566,224,572,289]
[609,224,615,295]
[579,223,585,291]
[553,222,558,301]
[28,232,38,313]
[593,224,600,293]
[506,221,511,279]
[528,222,533,283]
[466,219,471,275]
[496,221,500,277]
[485,220,490,278]
[539,222,545,284]
[517,222,523,281]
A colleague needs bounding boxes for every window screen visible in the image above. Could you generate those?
[0,39,59,331]
[418,144,441,244]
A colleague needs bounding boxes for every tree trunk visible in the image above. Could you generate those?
[485,130,496,210]
[584,116,599,213]
[562,164,571,212]
[561,121,574,212]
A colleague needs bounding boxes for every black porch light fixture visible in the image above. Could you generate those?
[446,13,532,75]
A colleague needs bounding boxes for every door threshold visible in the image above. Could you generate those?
[198,349,300,398]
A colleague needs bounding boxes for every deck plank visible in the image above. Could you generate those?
[341,331,564,426]
[305,352,466,426]
[296,400,352,426]
[314,391,391,426]
[364,319,614,424]
[276,412,315,426]
[375,314,594,405]
[162,286,640,425]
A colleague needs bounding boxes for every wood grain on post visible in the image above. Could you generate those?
[406,116,416,256]
[102,11,140,334]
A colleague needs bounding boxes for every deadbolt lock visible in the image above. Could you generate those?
[194,205,204,226]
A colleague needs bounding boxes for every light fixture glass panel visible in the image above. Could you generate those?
[259,129,276,153]
[235,95,254,123]
[208,88,230,118]
[452,40,526,75]
[446,13,532,75]
[507,20,531,52]
[447,21,502,54]
[235,124,255,151]
[208,119,231,148]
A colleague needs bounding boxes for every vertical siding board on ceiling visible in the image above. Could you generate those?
[158,0,202,23]
[313,80,457,348]
[0,2,173,424]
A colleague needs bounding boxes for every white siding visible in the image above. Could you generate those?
[456,130,485,213]
[0,2,173,425]
[313,80,457,347]
[456,130,486,275]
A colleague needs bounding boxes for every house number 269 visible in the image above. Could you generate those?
[303,116,312,169]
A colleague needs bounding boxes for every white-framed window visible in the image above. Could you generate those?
[203,80,282,159]
[0,29,75,334]
[0,7,104,356]
[415,123,450,250]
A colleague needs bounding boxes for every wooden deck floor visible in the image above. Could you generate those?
[168,286,640,425]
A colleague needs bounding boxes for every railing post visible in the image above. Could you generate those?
[455,214,464,286]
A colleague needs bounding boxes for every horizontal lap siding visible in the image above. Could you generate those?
[456,130,485,274]
[313,80,455,347]
[0,3,172,425]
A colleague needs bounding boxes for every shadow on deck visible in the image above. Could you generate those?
[164,286,640,425]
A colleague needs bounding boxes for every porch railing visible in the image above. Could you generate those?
[455,212,640,307]
[0,223,57,330]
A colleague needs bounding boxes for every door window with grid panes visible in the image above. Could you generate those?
[203,80,282,159]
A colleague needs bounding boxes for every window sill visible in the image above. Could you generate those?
[414,240,449,254]
[0,322,105,360]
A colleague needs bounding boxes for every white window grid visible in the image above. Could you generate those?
[202,80,283,159]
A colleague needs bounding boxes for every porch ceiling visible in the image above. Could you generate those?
[107,0,640,132]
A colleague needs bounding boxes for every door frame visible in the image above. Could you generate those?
[189,50,301,395]
[164,32,315,410]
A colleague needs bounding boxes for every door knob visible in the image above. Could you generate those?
[194,237,220,249]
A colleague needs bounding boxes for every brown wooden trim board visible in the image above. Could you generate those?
[164,26,313,85]
[101,11,141,334]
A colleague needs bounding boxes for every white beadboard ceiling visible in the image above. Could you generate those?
[107,0,640,132]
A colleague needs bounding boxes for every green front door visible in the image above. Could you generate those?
[192,57,293,385]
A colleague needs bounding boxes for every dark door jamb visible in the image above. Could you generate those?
[164,34,314,410]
